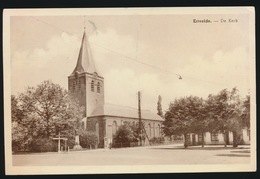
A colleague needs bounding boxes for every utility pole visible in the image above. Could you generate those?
[138,91,142,146]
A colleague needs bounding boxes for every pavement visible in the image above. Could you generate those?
[12,144,250,166]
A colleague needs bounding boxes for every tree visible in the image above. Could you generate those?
[12,95,30,151]
[113,122,138,147]
[190,97,208,147]
[157,95,163,117]
[59,93,85,137]
[12,121,30,151]
[206,90,229,147]
[163,87,247,149]
[241,94,250,129]
[12,112,42,151]
[78,129,98,149]
[11,80,84,152]
[206,88,243,148]
[11,95,23,123]
[226,88,244,147]
[163,96,202,148]
[18,81,67,138]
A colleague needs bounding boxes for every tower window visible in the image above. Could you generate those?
[97,82,100,93]
[78,79,81,89]
[73,81,76,92]
[91,80,94,92]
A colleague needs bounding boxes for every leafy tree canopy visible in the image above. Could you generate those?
[163,87,250,148]
[11,80,84,152]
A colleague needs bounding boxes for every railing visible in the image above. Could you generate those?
[112,140,182,148]
[112,142,139,148]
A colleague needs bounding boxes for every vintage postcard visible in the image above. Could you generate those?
[3,7,256,174]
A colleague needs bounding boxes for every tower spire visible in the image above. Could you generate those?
[70,30,97,76]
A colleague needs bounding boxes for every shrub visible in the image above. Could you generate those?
[150,137,165,144]
[64,129,76,149]
[12,122,32,152]
[12,140,22,152]
[30,138,57,152]
[112,123,141,148]
[79,130,98,148]
[113,124,137,144]
[67,138,75,148]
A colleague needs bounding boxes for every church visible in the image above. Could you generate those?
[68,31,164,148]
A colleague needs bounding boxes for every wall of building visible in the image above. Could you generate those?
[242,129,250,144]
[188,129,250,146]
[104,116,163,147]
[85,73,104,117]
[68,73,104,117]
[68,74,87,116]
[87,116,106,148]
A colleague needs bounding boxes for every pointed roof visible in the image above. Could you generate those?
[71,31,97,76]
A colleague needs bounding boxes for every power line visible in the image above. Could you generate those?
[89,41,227,86]
[29,16,77,36]
[28,16,181,76]
[27,16,228,87]
[89,41,181,76]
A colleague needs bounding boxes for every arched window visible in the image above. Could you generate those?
[78,79,81,89]
[148,123,151,138]
[81,121,85,129]
[95,122,99,142]
[91,80,94,92]
[158,124,161,137]
[152,123,155,138]
[112,121,117,136]
[73,81,76,92]
[97,82,100,93]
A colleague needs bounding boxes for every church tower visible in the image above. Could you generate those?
[68,31,104,118]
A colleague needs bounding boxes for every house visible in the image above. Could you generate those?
[186,129,250,146]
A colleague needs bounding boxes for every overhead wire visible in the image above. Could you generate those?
[89,42,227,86]
[30,16,77,36]
[27,16,228,87]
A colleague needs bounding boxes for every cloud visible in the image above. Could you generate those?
[88,29,138,76]
[11,32,80,94]
[180,46,250,97]
[104,69,162,112]
[11,29,140,96]
[11,28,251,114]
[102,46,250,113]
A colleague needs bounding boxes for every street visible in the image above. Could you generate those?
[12,144,250,166]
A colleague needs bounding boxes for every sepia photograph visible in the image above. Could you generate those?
[3,7,256,174]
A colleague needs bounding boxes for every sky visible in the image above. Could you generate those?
[10,10,253,113]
